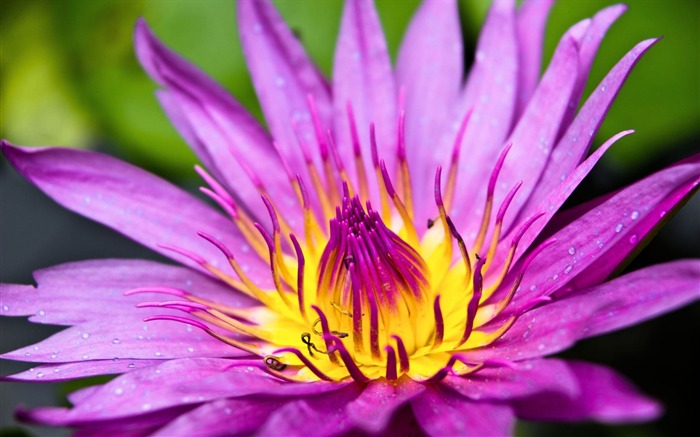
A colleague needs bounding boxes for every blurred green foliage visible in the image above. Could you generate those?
[1,0,697,179]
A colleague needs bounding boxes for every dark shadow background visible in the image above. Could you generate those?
[1,0,699,436]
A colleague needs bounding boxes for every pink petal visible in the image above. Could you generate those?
[152,398,283,437]
[411,384,515,436]
[513,360,662,423]
[345,377,425,434]
[559,5,628,131]
[2,359,161,382]
[442,359,578,401]
[333,0,397,200]
[134,20,299,225]
[396,0,463,217]
[515,0,555,116]
[495,25,583,235]
[477,260,700,361]
[439,0,518,231]
[237,0,331,180]
[511,153,700,304]
[514,38,660,239]
[258,383,364,437]
[2,316,244,363]
[0,259,254,325]
[0,143,271,286]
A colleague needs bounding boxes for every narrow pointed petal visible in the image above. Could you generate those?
[495,26,582,234]
[440,0,517,227]
[411,385,515,436]
[477,260,700,361]
[560,5,628,130]
[516,38,659,231]
[0,143,271,286]
[135,20,298,224]
[346,378,425,434]
[333,0,397,193]
[258,384,364,437]
[2,359,161,382]
[2,317,245,363]
[153,398,283,437]
[510,153,699,304]
[514,360,661,423]
[515,0,554,116]
[397,0,462,215]
[442,359,578,401]
[0,259,254,325]
[237,0,331,176]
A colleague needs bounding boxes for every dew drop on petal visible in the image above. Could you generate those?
[142,403,152,411]
[187,347,194,353]
[53,368,60,373]
[567,246,576,255]
[631,210,640,220]
[629,234,639,244]
[81,333,90,339]
[82,354,89,360]
[564,265,573,275]
[2,305,8,311]
[36,372,44,378]
[615,223,624,233]
[112,338,121,344]
[50,354,57,360]
[127,363,136,369]
[38,310,45,316]
[114,388,124,396]
[155,351,162,357]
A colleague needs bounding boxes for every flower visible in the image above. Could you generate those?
[1,0,699,435]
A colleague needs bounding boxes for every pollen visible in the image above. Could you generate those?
[132,101,543,383]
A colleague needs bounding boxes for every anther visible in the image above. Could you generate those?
[264,355,287,371]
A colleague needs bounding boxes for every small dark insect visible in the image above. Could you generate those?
[264,355,286,371]
[427,218,436,229]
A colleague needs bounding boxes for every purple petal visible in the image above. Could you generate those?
[476,260,700,361]
[511,153,700,303]
[333,0,397,198]
[3,359,161,382]
[559,5,627,131]
[439,0,517,230]
[0,259,254,325]
[515,0,554,117]
[19,358,343,424]
[396,0,462,218]
[258,383,364,437]
[345,377,425,434]
[496,25,582,234]
[513,360,661,423]
[237,0,331,180]
[0,143,271,286]
[134,20,299,226]
[152,398,284,437]
[442,359,578,401]
[515,38,659,236]
[2,316,244,363]
[411,384,515,436]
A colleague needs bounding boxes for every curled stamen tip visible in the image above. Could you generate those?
[197,232,234,259]
[143,315,209,331]
[158,244,207,265]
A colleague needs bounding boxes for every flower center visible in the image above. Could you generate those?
[129,105,547,382]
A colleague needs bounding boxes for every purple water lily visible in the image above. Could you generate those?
[2,0,699,435]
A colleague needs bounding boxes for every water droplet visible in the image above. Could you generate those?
[24,352,31,357]
[82,354,89,360]
[127,363,136,369]
[529,285,536,291]
[537,344,545,351]
[29,368,35,373]
[2,305,8,311]
[615,223,624,233]
[81,333,90,339]
[552,274,559,281]
[114,388,124,396]
[596,239,604,248]
[38,310,45,316]
[187,347,194,353]
[629,234,639,244]
[36,372,44,378]
[564,265,573,275]
[53,368,60,373]
[50,354,57,360]
[141,403,152,411]
[568,246,576,255]
[601,85,607,92]
[155,351,162,357]
[33,346,39,351]
[112,338,121,344]
[630,210,640,220]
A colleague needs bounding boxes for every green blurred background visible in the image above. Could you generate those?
[1,0,698,436]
